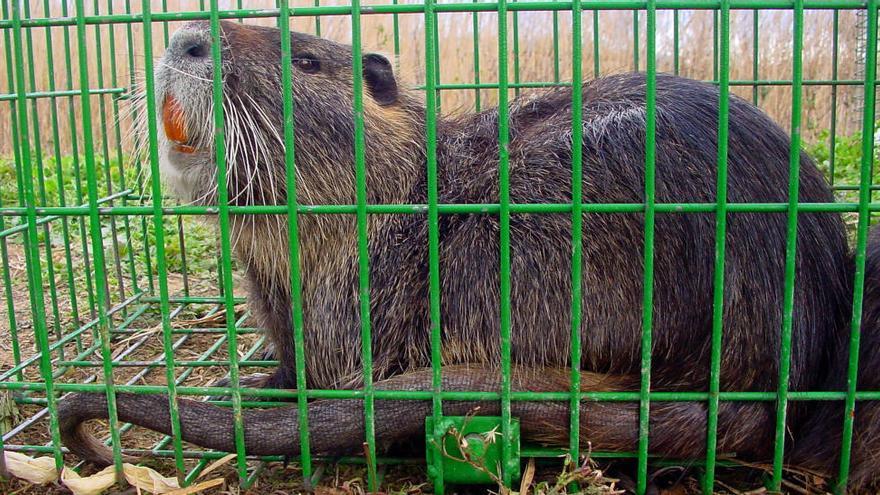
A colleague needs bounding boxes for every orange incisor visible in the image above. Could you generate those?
[163,94,196,153]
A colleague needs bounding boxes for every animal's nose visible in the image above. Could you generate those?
[168,22,212,60]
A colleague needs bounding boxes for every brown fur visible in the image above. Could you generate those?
[55,21,880,491]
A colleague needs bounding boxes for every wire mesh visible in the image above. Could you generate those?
[0,1,877,494]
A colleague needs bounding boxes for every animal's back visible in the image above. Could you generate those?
[361,73,839,456]
[275,73,848,409]
[369,72,852,419]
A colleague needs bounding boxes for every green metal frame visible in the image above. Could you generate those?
[0,1,877,494]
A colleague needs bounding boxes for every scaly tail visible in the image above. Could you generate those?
[59,365,774,467]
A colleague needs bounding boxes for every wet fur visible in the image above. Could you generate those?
[57,20,880,491]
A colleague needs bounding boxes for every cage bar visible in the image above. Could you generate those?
[836,1,878,492]
[278,0,314,487]
[138,0,187,478]
[703,0,730,492]
[636,1,657,492]
[769,0,805,489]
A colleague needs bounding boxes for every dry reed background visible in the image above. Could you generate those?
[0,1,869,157]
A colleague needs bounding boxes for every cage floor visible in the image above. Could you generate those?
[0,282,433,493]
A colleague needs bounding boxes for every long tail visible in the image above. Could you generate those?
[59,365,774,467]
[790,228,880,493]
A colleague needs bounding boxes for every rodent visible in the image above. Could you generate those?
[55,20,879,492]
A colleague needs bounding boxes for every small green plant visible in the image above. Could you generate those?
[806,124,880,239]
[0,154,219,299]
[807,124,880,204]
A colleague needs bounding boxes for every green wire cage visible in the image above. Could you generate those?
[0,0,878,494]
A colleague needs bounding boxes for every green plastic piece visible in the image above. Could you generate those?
[425,416,521,489]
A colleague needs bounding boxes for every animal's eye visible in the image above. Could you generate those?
[295,55,320,74]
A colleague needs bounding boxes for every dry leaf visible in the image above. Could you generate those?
[123,463,181,493]
[63,463,183,495]
[196,453,236,480]
[164,478,225,494]
[519,457,535,495]
[62,465,117,495]
[4,451,58,484]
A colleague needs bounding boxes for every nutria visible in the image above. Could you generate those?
[56,20,877,491]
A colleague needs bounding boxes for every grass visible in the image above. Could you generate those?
[0,151,219,304]
[806,122,880,238]
[809,125,880,201]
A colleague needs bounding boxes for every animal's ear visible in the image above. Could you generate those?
[362,53,398,106]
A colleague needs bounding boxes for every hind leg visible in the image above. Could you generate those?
[204,333,301,400]
[206,355,296,401]
[206,373,271,401]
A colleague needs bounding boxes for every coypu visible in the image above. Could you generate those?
[56,20,877,490]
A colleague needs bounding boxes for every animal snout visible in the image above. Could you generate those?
[167,21,212,61]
